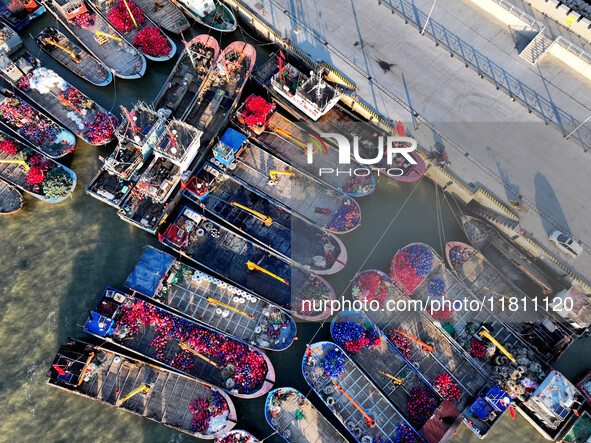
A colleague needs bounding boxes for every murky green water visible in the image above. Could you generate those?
[0,11,588,443]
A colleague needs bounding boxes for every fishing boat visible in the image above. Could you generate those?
[86,167,134,207]
[184,162,348,274]
[153,34,219,120]
[0,178,22,213]
[34,27,112,86]
[208,128,361,235]
[0,129,76,202]
[560,410,591,443]
[462,216,561,296]
[183,40,255,146]
[254,55,425,182]
[216,430,259,443]
[331,310,465,441]
[265,387,349,442]
[0,51,117,145]
[461,385,512,439]
[87,0,175,62]
[118,185,182,233]
[243,111,376,197]
[130,0,189,34]
[47,338,237,439]
[0,24,22,54]
[160,206,335,320]
[303,341,422,443]
[124,246,297,351]
[0,88,75,158]
[445,241,573,363]
[170,0,236,32]
[0,0,44,30]
[44,0,146,79]
[84,287,275,399]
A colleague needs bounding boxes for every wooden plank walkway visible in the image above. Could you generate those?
[0,178,22,213]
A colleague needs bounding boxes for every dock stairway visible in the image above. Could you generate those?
[470,205,520,231]
[520,32,556,64]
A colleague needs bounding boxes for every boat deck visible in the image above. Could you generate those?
[118,186,181,234]
[86,168,133,208]
[132,0,189,33]
[230,140,360,233]
[255,113,375,196]
[47,340,236,439]
[189,163,346,273]
[0,178,22,213]
[304,342,415,442]
[266,388,348,443]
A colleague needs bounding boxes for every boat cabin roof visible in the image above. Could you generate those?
[154,120,201,162]
[528,371,581,425]
[118,104,162,145]
[49,343,93,386]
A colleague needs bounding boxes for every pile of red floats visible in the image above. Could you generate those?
[0,101,58,146]
[352,270,390,307]
[133,27,171,57]
[107,0,145,32]
[449,245,471,265]
[388,330,412,359]
[188,390,228,433]
[58,86,87,109]
[70,12,95,28]
[333,320,381,353]
[470,338,486,358]
[390,245,434,294]
[26,154,52,185]
[432,373,461,402]
[393,423,418,443]
[327,201,360,232]
[117,299,268,394]
[405,387,438,428]
[0,139,17,154]
[240,95,274,127]
[85,111,117,145]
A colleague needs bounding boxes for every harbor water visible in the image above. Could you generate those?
[0,12,588,443]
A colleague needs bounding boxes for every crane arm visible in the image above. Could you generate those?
[478,329,516,362]
[231,201,272,226]
[246,261,289,285]
[0,158,30,171]
[269,169,294,180]
[95,31,122,42]
[178,342,222,368]
[42,38,80,62]
[116,384,149,406]
[334,382,375,427]
[393,329,434,352]
[206,297,254,319]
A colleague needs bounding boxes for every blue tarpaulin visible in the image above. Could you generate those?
[219,128,247,152]
[471,397,493,420]
[485,385,511,411]
[124,246,175,297]
[84,312,114,337]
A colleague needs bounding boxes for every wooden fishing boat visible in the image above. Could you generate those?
[0,24,22,54]
[183,40,255,147]
[184,162,347,274]
[0,0,44,30]
[461,216,560,296]
[131,0,189,34]
[243,111,376,197]
[303,341,421,443]
[44,0,146,79]
[0,130,76,202]
[153,34,219,120]
[0,88,75,158]
[208,128,361,235]
[0,178,22,213]
[47,338,237,439]
[87,0,175,62]
[216,430,259,443]
[445,241,573,363]
[34,27,112,86]
[160,206,335,321]
[265,387,349,442]
[84,287,275,399]
[124,246,297,351]
[170,0,235,32]
[0,51,117,145]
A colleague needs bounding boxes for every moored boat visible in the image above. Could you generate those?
[34,27,112,86]
[445,241,573,363]
[124,246,297,351]
[0,88,75,158]
[209,128,361,234]
[84,287,276,399]
[184,162,348,274]
[216,430,259,443]
[47,337,237,439]
[183,40,255,145]
[265,387,349,442]
[303,341,421,442]
[461,215,560,297]
[0,177,22,213]
[44,0,146,79]
[131,0,189,34]
[153,34,219,120]
[0,130,76,202]
[244,111,376,197]
[0,0,45,30]
[0,24,22,55]
[86,167,134,207]
[171,0,236,32]
[87,0,175,62]
[0,51,117,145]
[160,206,335,320]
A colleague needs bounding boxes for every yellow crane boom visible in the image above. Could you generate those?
[121,0,138,28]
[269,169,294,180]
[231,201,272,226]
[206,297,254,319]
[246,261,289,285]
[95,31,122,42]
[116,384,149,406]
[478,328,516,362]
[379,371,403,384]
[0,158,30,171]
[179,342,222,368]
[43,38,81,62]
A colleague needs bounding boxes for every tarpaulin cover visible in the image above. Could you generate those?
[485,385,511,412]
[124,246,175,297]
[471,397,493,420]
[219,128,247,152]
